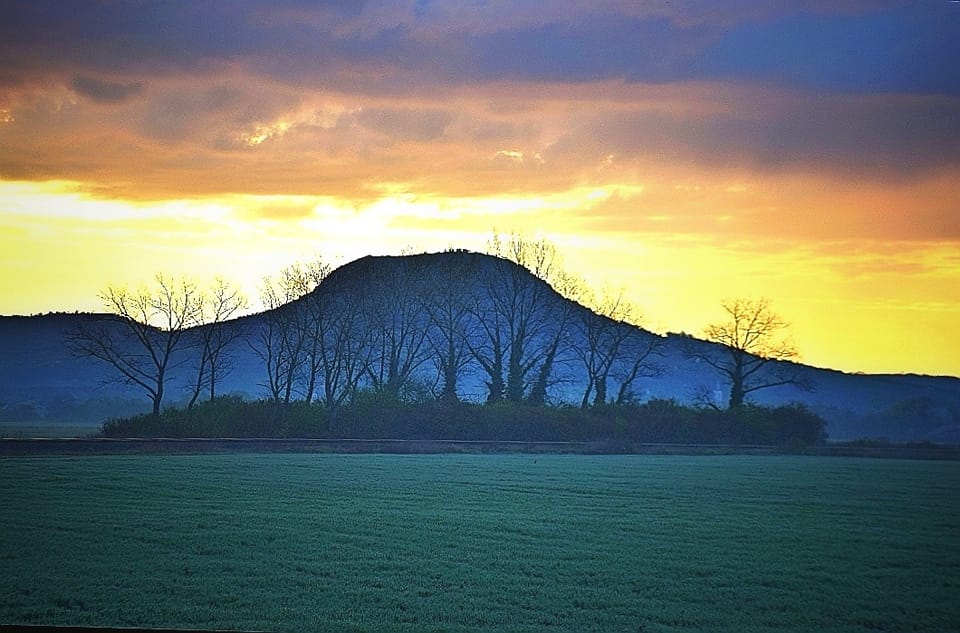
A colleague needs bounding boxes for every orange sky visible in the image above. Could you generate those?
[1,3,959,377]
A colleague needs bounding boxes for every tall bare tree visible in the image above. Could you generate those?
[314,289,368,409]
[297,259,334,404]
[466,282,508,403]
[187,278,247,409]
[612,329,664,405]
[480,233,572,404]
[573,288,663,407]
[574,288,632,408]
[252,264,315,408]
[694,298,806,408]
[66,274,202,417]
[362,258,433,400]
[526,284,580,406]
[422,255,481,403]
[472,257,555,403]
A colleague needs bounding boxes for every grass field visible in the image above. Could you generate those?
[1,454,958,632]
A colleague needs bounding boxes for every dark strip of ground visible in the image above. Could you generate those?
[0,627,266,633]
[1,438,958,459]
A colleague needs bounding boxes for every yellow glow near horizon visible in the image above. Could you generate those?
[2,178,959,377]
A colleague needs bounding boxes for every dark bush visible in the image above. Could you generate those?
[99,396,327,438]
[100,396,829,445]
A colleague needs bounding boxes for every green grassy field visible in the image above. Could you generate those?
[1,454,958,632]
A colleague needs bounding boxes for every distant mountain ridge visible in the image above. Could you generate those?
[2,251,959,442]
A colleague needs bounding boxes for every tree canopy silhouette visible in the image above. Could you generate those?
[66,274,202,417]
[694,298,808,408]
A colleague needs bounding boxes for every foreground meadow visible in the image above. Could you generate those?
[2,454,958,632]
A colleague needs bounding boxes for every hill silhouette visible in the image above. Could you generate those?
[2,251,959,442]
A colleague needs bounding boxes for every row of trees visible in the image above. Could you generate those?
[68,237,807,424]
[246,239,667,430]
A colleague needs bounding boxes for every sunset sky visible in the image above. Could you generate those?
[1,1,958,377]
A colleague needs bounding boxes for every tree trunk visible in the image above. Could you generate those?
[305,369,317,404]
[527,335,558,406]
[485,370,505,404]
[152,365,165,417]
[187,379,202,411]
[441,353,459,403]
[580,377,594,410]
[593,375,607,407]
[481,338,505,404]
[506,344,525,403]
[728,375,745,409]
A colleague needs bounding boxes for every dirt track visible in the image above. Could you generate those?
[1,437,957,459]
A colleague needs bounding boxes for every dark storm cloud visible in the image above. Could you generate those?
[545,92,960,178]
[0,1,956,94]
[464,16,709,83]
[463,4,959,93]
[691,5,960,94]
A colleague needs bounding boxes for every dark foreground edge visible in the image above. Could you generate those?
[0,437,777,456]
[1,437,958,459]
[0,627,266,633]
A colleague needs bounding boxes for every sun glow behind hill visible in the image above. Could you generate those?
[2,177,959,378]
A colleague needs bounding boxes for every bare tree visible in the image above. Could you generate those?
[612,329,664,405]
[473,257,555,403]
[694,298,806,408]
[574,288,632,408]
[361,258,433,401]
[489,231,563,284]
[280,258,370,409]
[466,282,508,403]
[187,278,247,409]
[297,259,334,404]
[315,289,368,409]
[66,274,202,417]
[526,286,580,406]
[481,232,571,404]
[422,257,480,403]
[573,288,663,407]
[252,264,315,408]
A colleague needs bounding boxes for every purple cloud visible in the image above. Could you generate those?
[71,75,143,104]
[1,1,956,94]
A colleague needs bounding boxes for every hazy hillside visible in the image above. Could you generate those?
[2,251,959,441]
